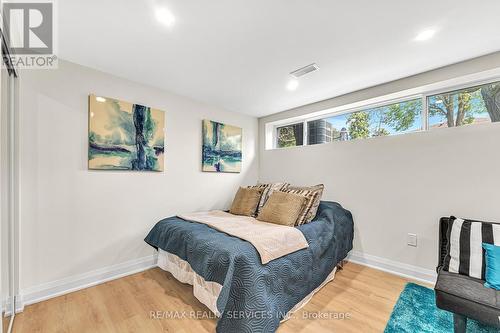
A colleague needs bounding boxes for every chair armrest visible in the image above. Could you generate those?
[437,217,451,273]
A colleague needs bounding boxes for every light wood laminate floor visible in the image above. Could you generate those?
[11,262,427,332]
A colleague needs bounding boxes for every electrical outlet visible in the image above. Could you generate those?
[407,233,417,247]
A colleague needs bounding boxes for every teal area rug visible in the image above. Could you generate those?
[384,283,499,333]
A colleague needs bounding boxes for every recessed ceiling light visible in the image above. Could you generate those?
[414,29,436,41]
[95,96,106,103]
[155,7,175,27]
[286,78,299,91]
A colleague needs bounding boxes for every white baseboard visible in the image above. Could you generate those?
[347,251,437,284]
[18,254,158,311]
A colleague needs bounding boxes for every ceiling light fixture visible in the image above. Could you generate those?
[414,29,436,41]
[155,7,176,27]
[286,78,299,91]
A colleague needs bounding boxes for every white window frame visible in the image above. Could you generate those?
[267,68,500,150]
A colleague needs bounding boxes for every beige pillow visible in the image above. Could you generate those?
[248,182,289,216]
[230,187,264,216]
[282,184,324,225]
[257,191,306,226]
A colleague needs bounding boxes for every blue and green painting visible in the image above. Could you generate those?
[202,120,242,173]
[88,94,165,171]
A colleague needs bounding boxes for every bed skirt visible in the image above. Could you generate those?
[157,249,337,322]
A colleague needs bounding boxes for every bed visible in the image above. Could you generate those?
[144,200,354,333]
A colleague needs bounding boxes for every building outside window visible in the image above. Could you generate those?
[308,119,334,145]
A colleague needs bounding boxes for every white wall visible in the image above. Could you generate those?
[259,52,500,273]
[18,60,259,292]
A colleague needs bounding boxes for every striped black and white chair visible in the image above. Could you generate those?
[435,216,500,333]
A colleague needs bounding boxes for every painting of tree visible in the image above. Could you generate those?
[88,94,165,171]
[202,120,242,173]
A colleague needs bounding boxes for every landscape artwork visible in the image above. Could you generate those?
[88,94,165,171]
[202,119,242,173]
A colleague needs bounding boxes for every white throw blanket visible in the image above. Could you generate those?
[178,210,309,264]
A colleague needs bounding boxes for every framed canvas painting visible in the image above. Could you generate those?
[202,119,242,173]
[88,94,165,171]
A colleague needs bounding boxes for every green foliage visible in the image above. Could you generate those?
[385,100,421,131]
[277,126,297,147]
[463,114,474,125]
[347,111,370,139]
[345,100,421,140]
[372,128,390,137]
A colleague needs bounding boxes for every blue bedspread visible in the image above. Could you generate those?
[144,201,354,333]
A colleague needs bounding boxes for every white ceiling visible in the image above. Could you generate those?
[59,1,500,117]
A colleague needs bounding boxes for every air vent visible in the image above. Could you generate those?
[290,63,319,78]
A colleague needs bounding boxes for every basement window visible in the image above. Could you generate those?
[267,75,500,150]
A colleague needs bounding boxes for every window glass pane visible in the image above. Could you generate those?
[308,98,422,144]
[428,81,500,129]
[307,119,337,145]
[276,123,303,148]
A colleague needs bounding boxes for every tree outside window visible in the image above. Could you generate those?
[428,81,500,128]
[276,123,304,148]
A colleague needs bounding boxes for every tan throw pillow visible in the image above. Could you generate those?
[257,191,306,226]
[248,182,289,216]
[282,184,324,225]
[230,187,264,216]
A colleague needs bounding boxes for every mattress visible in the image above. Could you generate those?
[157,248,337,321]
